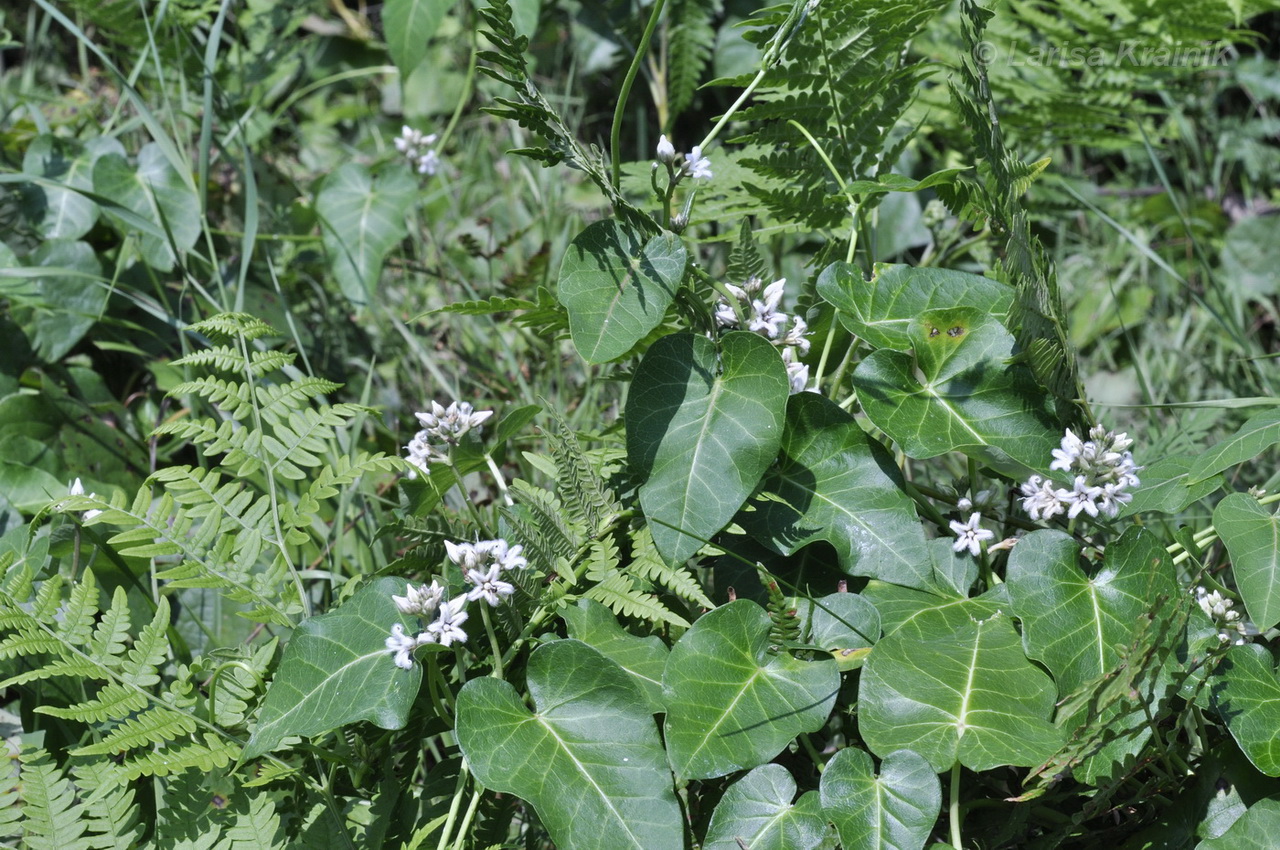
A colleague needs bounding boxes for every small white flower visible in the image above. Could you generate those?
[714,299,739,329]
[465,564,515,607]
[1019,475,1063,521]
[427,596,470,647]
[492,540,527,571]
[417,150,440,175]
[656,134,676,163]
[396,126,440,176]
[393,580,444,617]
[780,315,811,356]
[386,623,421,669]
[683,146,713,180]
[1096,482,1133,518]
[1056,475,1102,519]
[949,512,995,557]
[1050,429,1084,472]
[781,346,811,395]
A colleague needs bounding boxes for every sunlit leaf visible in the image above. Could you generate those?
[92,143,201,272]
[1196,798,1280,849]
[20,135,120,239]
[557,220,685,363]
[1189,409,1280,485]
[860,609,1062,771]
[628,332,789,564]
[560,598,669,714]
[703,764,830,850]
[817,261,1013,351]
[1215,493,1280,632]
[800,592,880,671]
[315,163,414,307]
[852,309,1058,479]
[242,578,422,760]
[1212,646,1280,777]
[820,747,940,850]
[663,600,840,780]
[384,0,459,76]
[1007,527,1177,696]
[456,639,682,850]
[740,392,932,589]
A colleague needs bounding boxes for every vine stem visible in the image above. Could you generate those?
[949,760,963,849]
[436,758,472,850]
[480,603,504,679]
[610,0,667,189]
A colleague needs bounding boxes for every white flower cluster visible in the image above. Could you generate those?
[1019,426,1141,521]
[1195,586,1256,646]
[714,277,813,394]
[655,135,712,181]
[404,401,494,476]
[385,537,527,669]
[394,125,440,176]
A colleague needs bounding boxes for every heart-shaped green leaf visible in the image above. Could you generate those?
[561,598,669,714]
[21,135,119,240]
[558,220,686,363]
[628,332,789,564]
[1215,493,1280,632]
[242,578,422,760]
[383,0,458,76]
[1212,645,1280,776]
[860,609,1062,771]
[862,580,1006,637]
[1197,798,1280,849]
[1007,527,1177,696]
[703,764,830,850]
[663,600,840,780]
[315,163,414,306]
[26,239,105,362]
[92,143,201,272]
[852,310,1058,479]
[1190,408,1280,485]
[740,392,932,588]
[455,639,682,850]
[817,261,1013,351]
[820,747,940,850]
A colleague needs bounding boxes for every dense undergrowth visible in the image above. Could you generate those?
[2,0,1280,847]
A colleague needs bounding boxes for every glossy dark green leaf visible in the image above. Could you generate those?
[663,600,840,780]
[1215,493,1280,632]
[820,747,940,850]
[860,609,1062,771]
[92,143,201,271]
[740,392,932,588]
[383,0,458,76]
[628,332,789,564]
[561,598,669,714]
[1196,797,1280,848]
[852,310,1058,479]
[1189,409,1280,485]
[315,163,414,306]
[862,580,1006,638]
[1212,646,1280,776]
[243,578,422,760]
[558,220,685,363]
[703,764,830,850]
[817,261,1013,351]
[1121,455,1223,518]
[1007,527,1177,696]
[456,640,682,850]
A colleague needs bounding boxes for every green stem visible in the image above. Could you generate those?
[484,454,513,507]
[480,604,504,679]
[437,23,479,155]
[436,758,471,850]
[949,760,963,849]
[451,783,485,850]
[611,0,667,188]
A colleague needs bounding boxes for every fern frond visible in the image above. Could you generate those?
[116,732,240,781]
[504,479,583,570]
[726,218,767,285]
[585,571,691,629]
[667,0,719,117]
[17,747,90,850]
[71,707,200,757]
[628,525,713,610]
[172,345,295,377]
[221,786,287,847]
[186,311,278,343]
[73,761,145,850]
[546,411,621,535]
[36,683,148,722]
[432,295,537,316]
